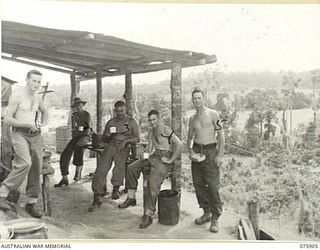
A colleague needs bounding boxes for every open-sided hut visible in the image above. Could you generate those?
[1,21,217,190]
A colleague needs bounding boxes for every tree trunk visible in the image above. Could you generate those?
[170,63,182,191]
[69,73,80,128]
[96,71,103,134]
[124,69,134,117]
[248,201,260,240]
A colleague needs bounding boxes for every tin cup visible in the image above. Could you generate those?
[141,152,149,159]
[110,127,116,133]
[78,126,84,132]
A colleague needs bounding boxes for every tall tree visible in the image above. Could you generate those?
[281,73,302,140]
[245,89,279,138]
[311,69,320,124]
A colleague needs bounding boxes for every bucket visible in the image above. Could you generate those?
[2,218,48,239]
[92,133,104,148]
[56,126,72,153]
[158,189,180,225]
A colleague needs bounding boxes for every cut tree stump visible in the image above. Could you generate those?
[248,201,260,239]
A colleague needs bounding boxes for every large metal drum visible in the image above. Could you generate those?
[55,126,72,153]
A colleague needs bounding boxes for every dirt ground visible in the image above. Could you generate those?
[43,154,240,240]
[6,152,313,241]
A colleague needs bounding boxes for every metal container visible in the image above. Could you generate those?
[55,126,72,153]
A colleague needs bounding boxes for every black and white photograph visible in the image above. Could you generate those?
[0,0,320,245]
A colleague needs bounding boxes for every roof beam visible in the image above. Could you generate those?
[3,48,96,74]
[78,55,217,80]
[120,55,217,75]
[1,55,85,75]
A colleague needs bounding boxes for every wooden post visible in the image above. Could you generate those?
[170,63,182,191]
[69,72,80,128]
[96,71,103,134]
[41,152,54,216]
[248,201,260,240]
[70,72,80,103]
[125,69,134,117]
[124,69,137,159]
[42,175,51,216]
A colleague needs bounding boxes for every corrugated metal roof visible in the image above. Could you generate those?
[2,21,216,79]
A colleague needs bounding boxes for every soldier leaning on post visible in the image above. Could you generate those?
[0,69,48,218]
[88,100,140,212]
[118,109,183,229]
[54,97,91,187]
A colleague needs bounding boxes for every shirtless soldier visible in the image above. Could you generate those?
[118,109,183,228]
[0,69,48,218]
[187,88,225,233]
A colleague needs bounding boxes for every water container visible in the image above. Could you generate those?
[55,126,72,153]
[158,189,180,225]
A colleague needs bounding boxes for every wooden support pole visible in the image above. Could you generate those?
[96,71,103,134]
[170,63,182,191]
[42,175,51,216]
[124,69,134,117]
[248,201,260,240]
[124,69,137,158]
[69,72,80,128]
[70,72,80,105]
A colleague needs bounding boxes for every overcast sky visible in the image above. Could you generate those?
[1,1,320,85]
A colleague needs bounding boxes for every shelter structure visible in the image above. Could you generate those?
[2,21,217,190]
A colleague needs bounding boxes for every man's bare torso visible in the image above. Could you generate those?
[14,88,40,125]
[191,108,219,145]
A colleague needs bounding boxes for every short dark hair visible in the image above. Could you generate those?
[192,88,204,97]
[114,100,126,108]
[27,69,42,79]
[148,109,159,117]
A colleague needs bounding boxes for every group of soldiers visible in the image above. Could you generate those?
[0,69,225,233]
